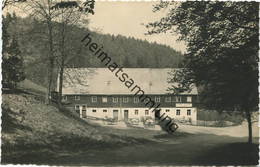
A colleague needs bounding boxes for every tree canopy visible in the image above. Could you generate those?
[3,15,183,87]
[147,1,259,143]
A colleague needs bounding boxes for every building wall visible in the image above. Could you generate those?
[76,106,197,125]
[64,94,198,125]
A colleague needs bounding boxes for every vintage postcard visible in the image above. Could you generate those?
[1,0,259,166]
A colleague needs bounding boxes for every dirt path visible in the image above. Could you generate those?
[178,121,259,137]
[47,132,257,166]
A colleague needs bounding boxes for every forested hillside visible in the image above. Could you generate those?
[4,13,183,87]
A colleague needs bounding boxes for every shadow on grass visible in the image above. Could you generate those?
[1,133,129,165]
[153,131,193,139]
[2,104,32,133]
[194,141,259,165]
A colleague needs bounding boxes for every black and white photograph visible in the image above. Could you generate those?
[1,0,259,166]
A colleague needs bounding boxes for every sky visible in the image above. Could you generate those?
[88,1,186,53]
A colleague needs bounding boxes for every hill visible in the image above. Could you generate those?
[1,86,150,164]
[4,14,183,88]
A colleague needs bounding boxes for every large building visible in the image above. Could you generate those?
[58,68,198,125]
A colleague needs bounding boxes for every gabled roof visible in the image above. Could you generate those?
[58,68,198,95]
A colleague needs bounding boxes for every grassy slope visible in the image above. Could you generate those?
[18,79,47,94]
[1,88,149,164]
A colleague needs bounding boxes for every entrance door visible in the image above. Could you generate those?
[82,105,87,118]
[155,109,160,119]
[113,110,119,121]
[124,110,129,121]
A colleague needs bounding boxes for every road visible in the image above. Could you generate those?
[46,122,259,165]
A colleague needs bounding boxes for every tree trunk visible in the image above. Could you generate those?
[58,65,64,108]
[45,0,54,105]
[58,10,66,108]
[47,57,54,104]
[245,111,252,144]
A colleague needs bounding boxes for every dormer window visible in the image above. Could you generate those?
[172,96,176,102]
[155,96,160,102]
[62,96,67,101]
[75,96,80,100]
[134,97,139,103]
[123,97,128,103]
[187,96,192,102]
[92,96,97,103]
[165,96,171,102]
[176,96,182,102]
[102,97,108,103]
[113,97,118,103]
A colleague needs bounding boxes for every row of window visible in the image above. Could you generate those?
[75,105,192,116]
[66,96,192,103]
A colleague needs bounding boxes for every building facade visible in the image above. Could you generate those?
[59,68,198,125]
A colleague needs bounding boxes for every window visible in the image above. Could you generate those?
[91,96,97,103]
[92,109,97,112]
[187,96,192,102]
[165,96,171,102]
[113,97,118,103]
[102,97,108,103]
[62,96,67,101]
[134,97,139,103]
[75,105,80,111]
[123,97,128,103]
[176,96,182,102]
[75,96,80,100]
[166,109,170,112]
[134,110,138,115]
[176,109,180,115]
[155,96,160,102]
[82,105,86,111]
[103,109,107,112]
[145,110,149,115]
[187,109,191,115]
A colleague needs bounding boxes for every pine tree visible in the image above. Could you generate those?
[123,56,131,67]
[2,31,25,88]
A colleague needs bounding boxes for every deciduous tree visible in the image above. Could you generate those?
[147,1,258,143]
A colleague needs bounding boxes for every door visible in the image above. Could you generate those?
[124,110,129,121]
[155,109,160,119]
[82,105,87,118]
[113,110,119,121]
